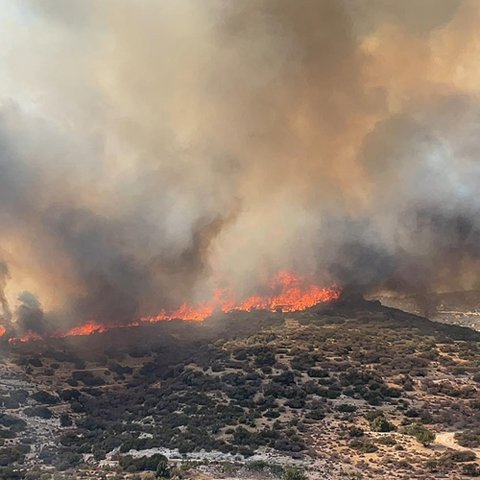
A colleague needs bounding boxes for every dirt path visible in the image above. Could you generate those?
[435,432,480,455]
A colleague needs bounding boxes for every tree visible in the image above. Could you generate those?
[156,456,170,479]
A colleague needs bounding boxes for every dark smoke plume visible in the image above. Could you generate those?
[15,292,47,335]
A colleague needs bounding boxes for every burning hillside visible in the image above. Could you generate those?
[1,1,480,350]
[2,272,340,343]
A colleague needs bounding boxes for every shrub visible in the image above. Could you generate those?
[455,429,480,449]
[120,454,169,473]
[283,467,307,480]
[23,407,52,419]
[0,415,26,432]
[349,440,378,453]
[448,450,477,463]
[156,456,170,478]
[336,403,357,413]
[405,424,436,446]
[254,348,276,367]
[462,463,480,477]
[348,427,364,438]
[31,391,58,405]
[370,416,395,433]
[377,436,396,446]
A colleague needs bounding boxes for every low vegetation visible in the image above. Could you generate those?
[1,299,479,479]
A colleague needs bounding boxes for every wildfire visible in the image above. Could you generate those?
[8,331,43,344]
[144,271,340,322]
[7,271,340,343]
[0,325,5,337]
[63,321,107,337]
[7,320,108,344]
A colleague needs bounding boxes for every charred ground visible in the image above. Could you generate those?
[1,298,480,479]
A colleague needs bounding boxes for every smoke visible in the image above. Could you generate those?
[14,292,46,334]
[0,261,11,324]
[0,0,479,332]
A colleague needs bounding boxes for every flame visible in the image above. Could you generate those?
[0,325,5,337]
[236,271,337,312]
[7,271,340,343]
[63,321,107,337]
[144,271,340,322]
[8,331,43,344]
[8,320,107,344]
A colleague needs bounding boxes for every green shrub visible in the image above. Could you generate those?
[349,440,378,453]
[370,416,395,433]
[455,429,480,449]
[405,424,436,446]
[283,466,307,480]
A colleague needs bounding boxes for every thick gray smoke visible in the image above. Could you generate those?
[14,292,46,334]
[0,261,11,324]
[0,0,479,333]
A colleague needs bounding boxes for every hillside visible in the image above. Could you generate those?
[1,298,480,479]
[374,290,480,331]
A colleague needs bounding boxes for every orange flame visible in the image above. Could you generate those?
[63,321,107,337]
[8,331,43,344]
[144,271,340,322]
[0,325,5,337]
[7,272,340,343]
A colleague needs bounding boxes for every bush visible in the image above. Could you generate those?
[254,348,276,367]
[455,429,480,448]
[462,463,480,477]
[0,466,25,479]
[377,435,396,446]
[0,445,29,466]
[23,407,52,419]
[60,413,72,427]
[53,451,82,470]
[71,371,105,386]
[273,371,295,385]
[120,454,169,473]
[28,358,42,368]
[405,424,436,446]
[448,450,477,463]
[336,403,357,413]
[348,427,364,438]
[349,440,378,453]
[307,368,328,378]
[0,415,26,433]
[156,456,170,478]
[370,415,395,433]
[308,410,325,421]
[31,391,58,405]
[283,467,307,480]
[0,429,15,439]
[59,389,81,402]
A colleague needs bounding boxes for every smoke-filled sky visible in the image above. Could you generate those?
[1,0,480,333]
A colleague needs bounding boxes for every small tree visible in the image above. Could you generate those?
[156,456,170,479]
